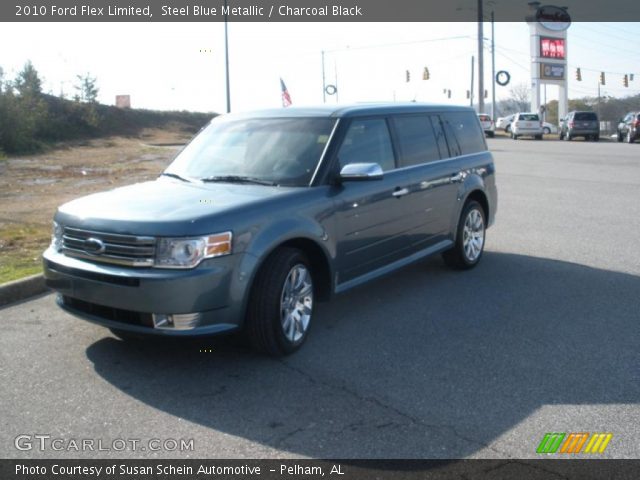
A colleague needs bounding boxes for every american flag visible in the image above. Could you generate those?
[280,78,292,107]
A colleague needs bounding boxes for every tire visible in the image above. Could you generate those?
[505,124,511,133]
[487,131,495,138]
[593,135,599,142]
[543,127,551,134]
[442,200,486,270]
[535,134,543,140]
[245,248,314,356]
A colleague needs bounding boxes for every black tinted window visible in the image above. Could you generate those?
[574,112,597,121]
[442,112,486,156]
[393,115,442,167]
[518,114,539,121]
[338,119,396,172]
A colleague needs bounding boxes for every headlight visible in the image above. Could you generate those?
[154,231,232,269]
[51,221,63,251]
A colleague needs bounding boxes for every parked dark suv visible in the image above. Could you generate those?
[559,111,600,141]
[43,104,497,355]
[617,112,640,143]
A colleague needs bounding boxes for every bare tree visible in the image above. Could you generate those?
[507,83,531,112]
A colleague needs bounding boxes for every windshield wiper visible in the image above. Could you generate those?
[161,172,192,183]
[200,175,278,186]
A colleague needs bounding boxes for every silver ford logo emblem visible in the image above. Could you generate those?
[84,237,106,255]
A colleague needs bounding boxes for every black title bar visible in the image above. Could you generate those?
[4,0,640,22]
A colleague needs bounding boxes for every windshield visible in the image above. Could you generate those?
[165,116,336,187]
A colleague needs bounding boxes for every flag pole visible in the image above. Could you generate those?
[223,0,231,113]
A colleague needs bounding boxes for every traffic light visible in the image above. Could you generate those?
[423,67,430,80]
[576,68,582,81]
[600,72,606,85]
[624,74,629,87]
[406,70,410,83]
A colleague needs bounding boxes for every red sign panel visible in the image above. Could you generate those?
[540,37,565,59]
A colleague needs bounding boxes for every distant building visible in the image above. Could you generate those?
[115,95,131,109]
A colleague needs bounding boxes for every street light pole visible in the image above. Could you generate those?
[477,0,484,113]
[491,11,496,122]
[321,50,326,104]
[223,0,231,113]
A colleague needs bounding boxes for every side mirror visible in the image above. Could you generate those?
[339,163,384,181]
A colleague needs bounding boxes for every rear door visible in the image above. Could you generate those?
[574,112,598,131]
[389,113,459,249]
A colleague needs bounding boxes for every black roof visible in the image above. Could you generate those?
[224,103,474,120]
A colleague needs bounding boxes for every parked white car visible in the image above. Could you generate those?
[477,113,495,137]
[511,113,543,140]
[497,114,515,132]
[542,122,558,135]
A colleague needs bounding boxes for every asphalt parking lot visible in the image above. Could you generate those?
[1,137,639,459]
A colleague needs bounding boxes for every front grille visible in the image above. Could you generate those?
[61,226,156,267]
[62,295,153,327]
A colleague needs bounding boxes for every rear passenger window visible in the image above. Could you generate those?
[338,119,396,171]
[442,112,486,156]
[392,115,442,167]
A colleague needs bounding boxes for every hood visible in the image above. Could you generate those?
[56,177,291,235]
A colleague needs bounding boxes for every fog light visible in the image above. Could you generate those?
[153,314,172,328]
[152,313,201,330]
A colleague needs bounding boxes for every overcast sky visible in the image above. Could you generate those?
[0,21,638,113]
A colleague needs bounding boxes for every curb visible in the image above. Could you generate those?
[0,274,47,308]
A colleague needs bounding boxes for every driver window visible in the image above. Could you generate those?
[338,119,396,171]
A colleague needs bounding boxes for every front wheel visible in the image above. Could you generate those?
[443,200,486,270]
[245,248,314,356]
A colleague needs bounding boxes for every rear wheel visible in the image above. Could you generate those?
[543,127,551,134]
[443,200,486,270]
[245,248,314,356]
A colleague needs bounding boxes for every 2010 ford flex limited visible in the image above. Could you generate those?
[44,104,497,355]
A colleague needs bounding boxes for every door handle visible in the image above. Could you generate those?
[450,173,464,183]
[392,187,410,198]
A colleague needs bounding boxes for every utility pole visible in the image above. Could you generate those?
[491,11,496,122]
[470,55,475,108]
[477,0,485,113]
[223,0,231,113]
[321,50,326,104]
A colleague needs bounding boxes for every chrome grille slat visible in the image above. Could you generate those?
[61,226,156,267]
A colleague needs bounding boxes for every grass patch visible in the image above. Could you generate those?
[0,223,49,284]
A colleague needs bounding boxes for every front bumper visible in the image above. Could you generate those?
[43,247,255,336]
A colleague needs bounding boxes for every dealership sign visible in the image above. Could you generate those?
[536,5,571,31]
[540,63,566,80]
